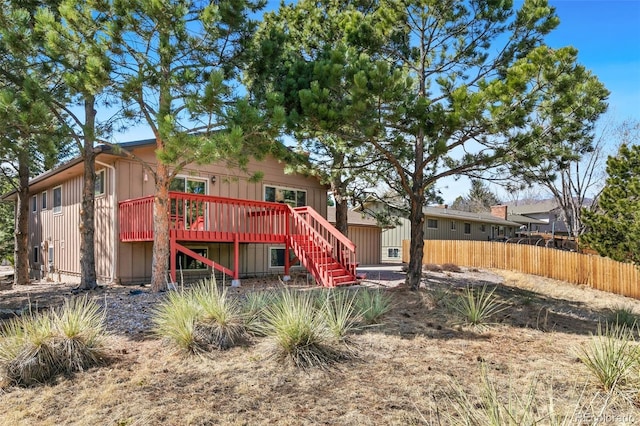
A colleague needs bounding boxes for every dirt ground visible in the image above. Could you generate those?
[1,266,639,425]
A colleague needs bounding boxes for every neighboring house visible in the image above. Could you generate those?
[504,200,571,235]
[327,207,381,265]
[3,139,357,287]
[359,200,520,263]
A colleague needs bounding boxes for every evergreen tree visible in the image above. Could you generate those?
[450,180,501,213]
[582,144,640,264]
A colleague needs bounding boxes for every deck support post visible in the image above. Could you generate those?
[170,235,177,284]
[283,237,291,282]
[232,234,240,287]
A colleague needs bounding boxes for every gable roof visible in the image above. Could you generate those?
[327,207,380,228]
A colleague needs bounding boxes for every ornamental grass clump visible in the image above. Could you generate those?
[0,297,108,387]
[319,289,360,341]
[355,288,392,325]
[152,279,246,354]
[242,290,278,336]
[577,322,638,391]
[450,284,507,330]
[260,288,342,369]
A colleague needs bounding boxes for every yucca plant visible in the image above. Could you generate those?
[260,288,340,368]
[0,297,109,387]
[606,306,638,329]
[242,290,278,336]
[320,289,360,341]
[355,288,392,325]
[577,322,638,391]
[152,290,200,354]
[191,280,245,350]
[450,284,506,329]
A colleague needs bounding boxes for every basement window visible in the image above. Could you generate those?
[175,247,208,270]
[388,248,400,258]
[269,247,295,268]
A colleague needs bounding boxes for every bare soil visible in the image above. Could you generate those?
[1,267,639,425]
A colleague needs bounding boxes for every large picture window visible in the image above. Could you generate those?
[53,186,62,214]
[175,247,208,270]
[264,185,306,207]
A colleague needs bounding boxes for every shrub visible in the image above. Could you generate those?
[423,263,443,272]
[152,279,246,354]
[450,284,507,329]
[441,263,462,273]
[0,297,108,387]
[259,288,341,368]
[355,289,392,325]
[577,322,637,391]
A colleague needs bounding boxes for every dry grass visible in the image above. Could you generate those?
[1,270,640,424]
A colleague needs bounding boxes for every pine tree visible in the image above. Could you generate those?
[581,144,640,264]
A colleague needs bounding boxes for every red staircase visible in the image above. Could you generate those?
[289,206,357,287]
[119,192,358,287]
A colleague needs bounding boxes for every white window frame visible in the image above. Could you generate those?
[388,248,400,258]
[48,246,54,269]
[464,222,471,234]
[170,175,208,195]
[31,196,37,213]
[53,186,62,214]
[427,219,438,229]
[41,191,47,210]
[450,221,457,231]
[175,246,209,271]
[95,169,105,196]
[264,185,307,208]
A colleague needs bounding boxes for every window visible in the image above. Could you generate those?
[480,224,486,233]
[388,248,400,258]
[175,247,208,270]
[450,221,457,231]
[48,246,54,269]
[170,176,206,194]
[33,246,39,264]
[427,219,438,229]
[269,247,295,268]
[264,185,307,207]
[41,192,47,210]
[464,223,471,234]
[31,196,37,213]
[53,186,62,213]
[95,169,105,195]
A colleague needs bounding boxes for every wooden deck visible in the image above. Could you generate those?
[119,192,358,287]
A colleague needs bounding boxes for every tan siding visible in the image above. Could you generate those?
[28,167,116,283]
[115,152,328,283]
[349,226,381,265]
[381,217,411,263]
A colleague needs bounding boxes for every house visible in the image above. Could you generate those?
[3,139,357,287]
[327,207,381,265]
[359,200,520,263]
[502,200,572,235]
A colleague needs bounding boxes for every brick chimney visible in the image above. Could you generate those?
[490,205,507,220]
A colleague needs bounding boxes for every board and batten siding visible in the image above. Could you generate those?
[114,151,328,284]
[381,217,411,263]
[348,226,381,265]
[28,167,115,282]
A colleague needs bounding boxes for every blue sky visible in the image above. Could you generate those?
[544,0,640,121]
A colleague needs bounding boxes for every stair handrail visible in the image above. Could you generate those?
[293,206,356,251]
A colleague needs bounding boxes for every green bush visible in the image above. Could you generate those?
[605,306,638,329]
[0,297,108,387]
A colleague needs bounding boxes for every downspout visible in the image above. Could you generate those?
[96,160,117,283]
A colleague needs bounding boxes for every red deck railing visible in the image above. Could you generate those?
[119,192,290,243]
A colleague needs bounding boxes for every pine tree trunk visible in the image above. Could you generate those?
[406,191,426,291]
[150,164,170,292]
[14,150,30,286]
[78,98,98,290]
[333,191,349,237]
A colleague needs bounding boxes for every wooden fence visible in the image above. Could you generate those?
[402,240,640,300]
